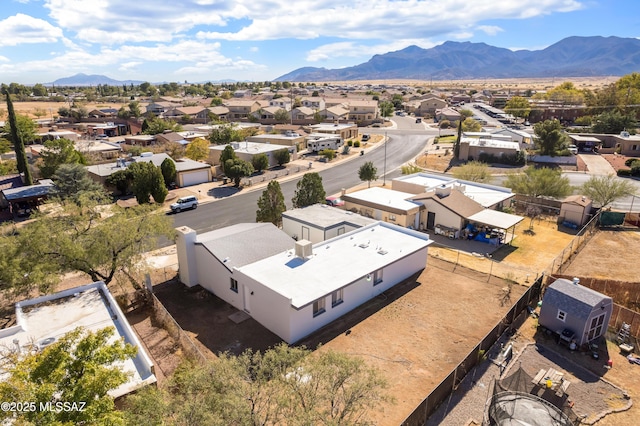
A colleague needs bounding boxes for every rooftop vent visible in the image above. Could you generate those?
[572,277,580,285]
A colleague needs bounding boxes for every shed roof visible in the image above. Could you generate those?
[542,278,612,320]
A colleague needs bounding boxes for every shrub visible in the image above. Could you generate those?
[353,141,361,148]
[347,140,353,147]
[617,169,632,177]
[624,158,640,167]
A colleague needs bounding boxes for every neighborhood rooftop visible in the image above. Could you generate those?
[282,204,376,229]
[237,222,432,309]
[0,281,156,398]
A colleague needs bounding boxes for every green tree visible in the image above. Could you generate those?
[358,161,378,188]
[52,163,105,205]
[185,137,210,161]
[592,110,636,134]
[274,148,291,166]
[0,327,136,426]
[129,162,168,204]
[504,96,531,121]
[142,117,180,135]
[3,90,33,184]
[274,108,290,123]
[504,166,572,198]
[224,158,253,187]
[533,119,568,155]
[128,101,141,118]
[461,117,482,133]
[124,343,388,425]
[320,148,335,161]
[38,137,86,178]
[252,153,269,173]
[0,203,175,295]
[453,118,463,159]
[31,83,48,97]
[219,144,237,175]
[452,161,492,183]
[160,157,177,187]
[106,169,133,195]
[208,124,246,145]
[580,174,636,208]
[256,180,286,226]
[459,108,474,119]
[379,101,394,119]
[292,172,325,208]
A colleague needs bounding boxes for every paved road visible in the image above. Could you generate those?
[171,123,439,237]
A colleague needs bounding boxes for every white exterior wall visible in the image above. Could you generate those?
[234,273,292,341]
[422,201,464,230]
[560,203,590,226]
[286,246,429,343]
[193,245,239,303]
[176,227,199,287]
[281,220,326,244]
[323,224,360,240]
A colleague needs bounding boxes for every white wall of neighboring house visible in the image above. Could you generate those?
[420,200,463,230]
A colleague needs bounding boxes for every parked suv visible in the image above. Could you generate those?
[170,195,198,213]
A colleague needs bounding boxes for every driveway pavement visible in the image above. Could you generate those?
[579,153,616,175]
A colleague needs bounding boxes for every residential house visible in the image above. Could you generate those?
[0,179,55,217]
[208,106,230,121]
[145,101,181,116]
[567,134,601,153]
[391,173,515,210]
[342,187,422,229]
[123,134,157,146]
[209,141,296,171]
[323,105,349,123]
[435,107,462,123]
[269,96,292,111]
[164,106,210,123]
[539,278,613,347]
[305,123,359,141]
[224,100,261,121]
[0,281,156,398]
[290,107,316,123]
[492,128,535,149]
[560,195,592,227]
[88,108,118,118]
[346,100,379,124]
[301,97,326,111]
[613,132,640,157]
[176,221,432,343]
[457,137,521,163]
[247,133,306,151]
[282,203,376,243]
[86,152,211,187]
[414,96,448,116]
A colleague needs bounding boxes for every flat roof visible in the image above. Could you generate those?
[343,187,421,212]
[0,282,156,398]
[464,137,520,150]
[2,179,54,201]
[467,209,524,229]
[209,141,291,155]
[307,123,356,131]
[393,173,514,208]
[282,204,376,229]
[86,153,209,177]
[237,222,432,309]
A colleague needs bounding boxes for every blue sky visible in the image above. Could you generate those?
[1,0,638,85]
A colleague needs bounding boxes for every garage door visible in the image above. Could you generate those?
[180,170,210,187]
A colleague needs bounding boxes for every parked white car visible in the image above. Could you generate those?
[568,145,578,155]
[170,195,198,213]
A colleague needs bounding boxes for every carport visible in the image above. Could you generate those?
[0,179,55,217]
[465,209,524,246]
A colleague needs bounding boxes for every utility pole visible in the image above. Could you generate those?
[383,131,387,186]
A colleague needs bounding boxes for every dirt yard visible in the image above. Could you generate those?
[563,230,640,282]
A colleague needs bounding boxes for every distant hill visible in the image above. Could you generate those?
[48,73,145,86]
[276,36,640,81]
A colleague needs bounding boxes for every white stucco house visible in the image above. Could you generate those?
[176,222,432,343]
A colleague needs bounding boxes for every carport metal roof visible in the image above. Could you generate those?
[467,209,524,229]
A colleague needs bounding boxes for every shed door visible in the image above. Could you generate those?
[587,313,606,341]
[427,212,436,230]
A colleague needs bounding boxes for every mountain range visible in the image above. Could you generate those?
[47,73,145,86]
[275,36,640,81]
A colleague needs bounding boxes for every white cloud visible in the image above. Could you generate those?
[0,13,63,46]
[249,46,259,52]
[40,0,583,45]
[119,61,143,71]
[0,55,9,62]
[477,25,504,36]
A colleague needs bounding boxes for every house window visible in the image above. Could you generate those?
[332,289,343,307]
[557,309,566,322]
[388,214,396,222]
[587,313,606,341]
[313,298,326,317]
[230,278,238,293]
[373,268,383,286]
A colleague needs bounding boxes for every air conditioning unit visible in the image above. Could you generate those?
[294,240,313,259]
